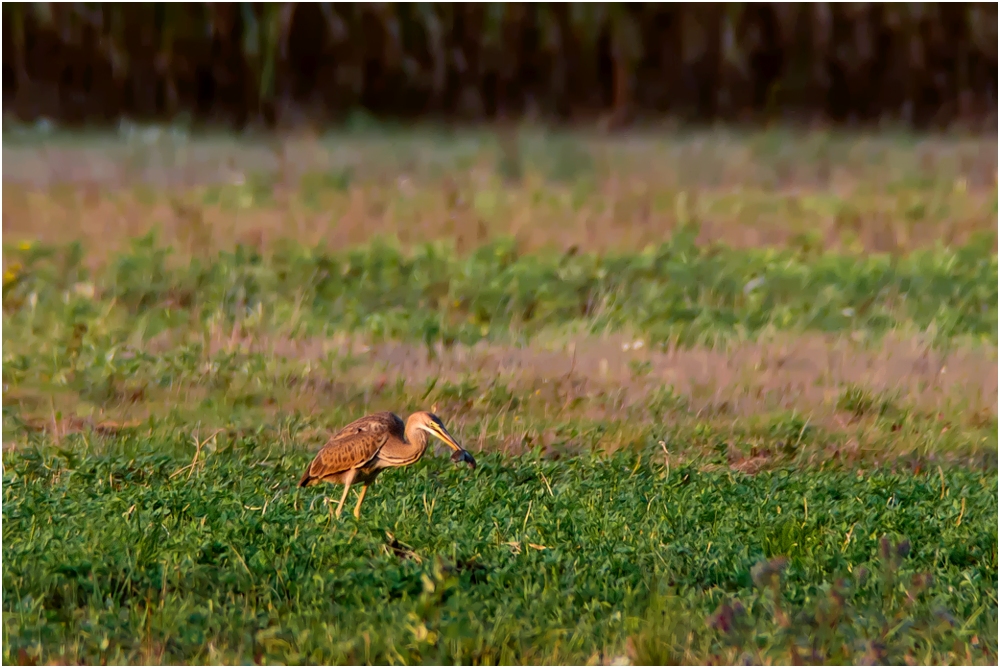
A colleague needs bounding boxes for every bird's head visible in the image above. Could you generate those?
[413,411,477,469]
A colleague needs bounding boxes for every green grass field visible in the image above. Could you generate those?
[3,128,998,665]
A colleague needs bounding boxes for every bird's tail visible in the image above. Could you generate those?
[297,469,314,487]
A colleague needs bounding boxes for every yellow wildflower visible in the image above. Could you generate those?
[3,262,22,286]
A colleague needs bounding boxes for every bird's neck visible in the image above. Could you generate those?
[382,421,428,464]
[406,423,430,454]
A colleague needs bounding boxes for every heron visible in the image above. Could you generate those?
[297,411,477,518]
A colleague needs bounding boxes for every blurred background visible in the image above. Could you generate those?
[3,2,997,131]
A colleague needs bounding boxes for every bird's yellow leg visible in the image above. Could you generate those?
[353,484,369,518]
[335,470,356,518]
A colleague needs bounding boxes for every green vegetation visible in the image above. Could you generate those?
[4,236,997,665]
[4,233,996,354]
[3,130,997,665]
[4,436,997,664]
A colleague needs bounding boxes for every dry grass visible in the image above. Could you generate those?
[5,182,996,264]
[3,129,997,265]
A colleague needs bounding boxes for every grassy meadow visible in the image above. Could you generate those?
[2,126,998,665]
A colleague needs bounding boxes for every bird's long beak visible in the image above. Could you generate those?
[427,423,477,469]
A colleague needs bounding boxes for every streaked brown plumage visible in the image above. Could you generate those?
[298,411,477,518]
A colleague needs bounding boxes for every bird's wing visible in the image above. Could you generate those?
[326,411,404,445]
[302,412,403,482]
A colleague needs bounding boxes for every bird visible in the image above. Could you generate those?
[297,410,477,518]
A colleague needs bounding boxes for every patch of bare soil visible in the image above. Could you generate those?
[180,328,997,428]
[8,329,994,467]
[389,334,994,420]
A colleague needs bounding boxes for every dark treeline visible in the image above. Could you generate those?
[2,3,997,130]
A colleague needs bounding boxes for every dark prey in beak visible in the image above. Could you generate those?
[451,449,477,469]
